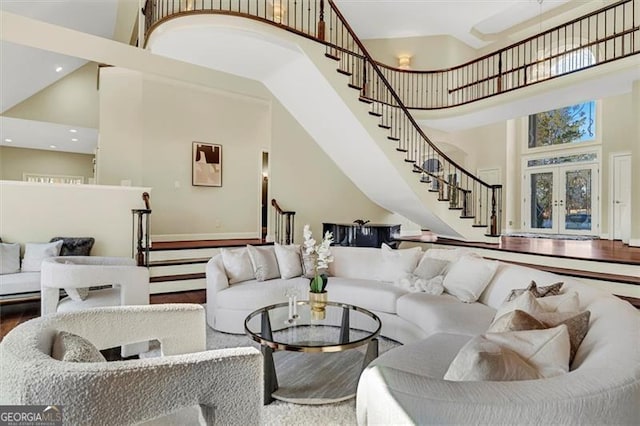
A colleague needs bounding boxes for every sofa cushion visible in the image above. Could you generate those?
[378,244,422,282]
[413,256,449,280]
[52,331,106,363]
[273,243,303,279]
[325,277,408,314]
[21,241,63,272]
[443,255,498,303]
[50,237,95,256]
[369,333,472,378]
[0,271,41,295]
[0,243,21,275]
[397,292,496,337]
[444,325,571,381]
[488,309,547,333]
[327,247,383,281]
[215,278,308,310]
[220,248,255,284]
[246,245,280,281]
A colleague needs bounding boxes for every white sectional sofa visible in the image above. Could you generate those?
[206,245,640,424]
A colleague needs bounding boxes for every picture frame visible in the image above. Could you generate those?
[192,142,222,187]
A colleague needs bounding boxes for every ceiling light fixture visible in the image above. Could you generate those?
[69,129,77,133]
[55,66,63,72]
[4,138,12,142]
[71,138,78,142]
[50,145,57,149]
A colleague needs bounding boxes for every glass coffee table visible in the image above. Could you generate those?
[244,300,381,405]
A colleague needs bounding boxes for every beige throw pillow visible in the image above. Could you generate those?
[506,280,564,302]
[21,240,64,272]
[488,309,547,333]
[537,291,580,313]
[52,331,106,363]
[246,245,280,281]
[378,244,423,283]
[536,311,591,363]
[0,242,21,274]
[273,243,303,279]
[221,248,255,284]
[413,256,449,281]
[445,325,571,381]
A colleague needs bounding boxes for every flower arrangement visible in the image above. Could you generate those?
[303,224,334,293]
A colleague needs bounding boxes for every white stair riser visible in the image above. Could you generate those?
[150,263,206,277]
[151,279,206,294]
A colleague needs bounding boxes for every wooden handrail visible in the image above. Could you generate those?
[142,191,150,210]
[271,199,295,244]
[133,192,152,267]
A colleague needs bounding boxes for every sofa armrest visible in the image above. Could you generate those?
[206,255,229,294]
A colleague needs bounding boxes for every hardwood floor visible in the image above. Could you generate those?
[0,290,206,342]
[431,236,640,265]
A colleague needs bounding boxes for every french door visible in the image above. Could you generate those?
[525,164,598,235]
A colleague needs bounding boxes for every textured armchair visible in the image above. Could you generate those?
[40,256,150,356]
[0,304,263,426]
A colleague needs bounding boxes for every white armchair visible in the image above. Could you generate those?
[40,256,150,356]
[0,304,263,426]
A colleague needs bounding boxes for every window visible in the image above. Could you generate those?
[528,101,596,149]
[23,173,84,184]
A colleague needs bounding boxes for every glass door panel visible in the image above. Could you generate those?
[562,168,592,232]
[530,171,554,231]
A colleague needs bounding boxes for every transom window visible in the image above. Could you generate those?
[528,101,596,149]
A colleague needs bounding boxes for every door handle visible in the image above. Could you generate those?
[615,200,621,204]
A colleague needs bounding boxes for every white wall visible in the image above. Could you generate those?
[0,181,149,256]
[0,146,94,182]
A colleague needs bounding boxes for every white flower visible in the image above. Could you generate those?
[302,225,334,273]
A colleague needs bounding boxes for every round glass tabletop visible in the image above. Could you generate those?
[244,300,381,353]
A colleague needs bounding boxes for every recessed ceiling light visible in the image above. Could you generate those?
[55,66,63,72]
[69,129,77,133]
[4,138,12,142]
[49,145,57,149]
[71,138,78,142]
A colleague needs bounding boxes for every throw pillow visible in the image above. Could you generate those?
[488,309,547,333]
[494,291,548,321]
[443,255,498,303]
[536,311,591,363]
[506,280,564,302]
[246,245,280,282]
[50,237,95,256]
[220,248,255,284]
[445,325,571,381]
[378,243,423,282]
[393,274,444,295]
[21,240,64,272]
[423,247,472,263]
[413,255,449,281]
[302,254,330,279]
[537,291,580,313]
[65,288,90,302]
[0,242,21,275]
[443,336,539,381]
[51,331,106,363]
[273,243,303,279]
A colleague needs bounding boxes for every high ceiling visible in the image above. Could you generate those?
[334,0,572,48]
[0,0,601,153]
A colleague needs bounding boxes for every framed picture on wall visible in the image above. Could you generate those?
[192,142,222,187]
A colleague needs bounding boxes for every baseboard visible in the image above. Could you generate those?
[151,232,259,242]
[599,233,610,240]
[629,238,640,247]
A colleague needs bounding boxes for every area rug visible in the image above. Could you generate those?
[504,232,599,240]
[141,318,400,425]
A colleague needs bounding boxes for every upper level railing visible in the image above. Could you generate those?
[143,0,639,110]
[132,192,152,267]
[375,0,639,109]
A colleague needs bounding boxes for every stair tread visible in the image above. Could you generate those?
[388,136,400,141]
[149,258,210,267]
[403,159,416,163]
[368,111,383,117]
[472,224,488,228]
[348,83,363,90]
[449,207,463,210]
[325,53,340,61]
[427,189,439,192]
[337,69,352,76]
[396,148,408,152]
[460,215,476,219]
[437,198,450,202]
[378,124,391,129]
[359,97,373,104]
[150,273,205,283]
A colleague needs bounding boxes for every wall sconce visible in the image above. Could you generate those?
[397,55,412,70]
[270,0,287,24]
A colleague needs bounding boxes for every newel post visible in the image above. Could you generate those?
[318,0,325,40]
[490,186,498,236]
